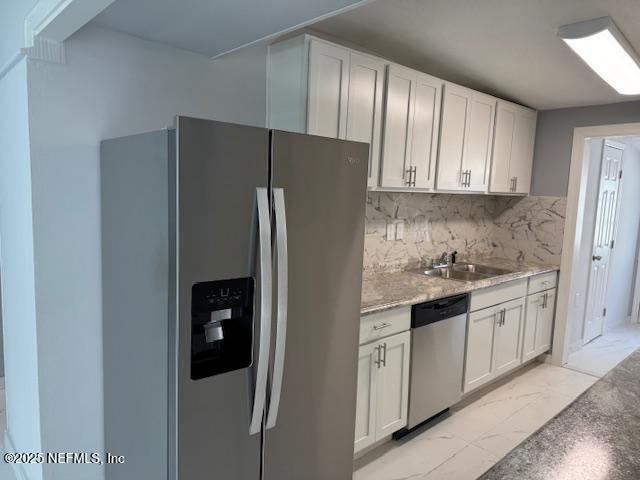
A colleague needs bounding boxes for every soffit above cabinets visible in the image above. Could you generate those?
[91,0,371,58]
[309,0,640,110]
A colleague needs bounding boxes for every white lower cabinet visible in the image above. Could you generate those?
[522,288,556,362]
[464,296,525,393]
[493,298,525,376]
[354,330,410,453]
[354,342,379,452]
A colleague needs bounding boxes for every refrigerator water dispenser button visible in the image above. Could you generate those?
[190,277,254,380]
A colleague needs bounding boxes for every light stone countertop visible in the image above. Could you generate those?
[361,257,559,315]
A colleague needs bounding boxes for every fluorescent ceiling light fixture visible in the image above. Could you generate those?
[558,16,640,95]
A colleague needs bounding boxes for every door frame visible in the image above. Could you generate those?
[551,122,640,366]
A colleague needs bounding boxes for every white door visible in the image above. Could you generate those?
[493,298,524,376]
[410,72,442,189]
[584,142,623,344]
[522,294,541,363]
[489,102,516,193]
[463,92,495,191]
[347,52,385,189]
[510,107,537,194]
[464,306,497,393]
[436,84,471,191]
[307,40,350,139]
[354,343,378,453]
[375,331,410,438]
[535,289,555,355]
[380,64,415,188]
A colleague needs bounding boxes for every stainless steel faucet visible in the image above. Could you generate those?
[431,250,457,268]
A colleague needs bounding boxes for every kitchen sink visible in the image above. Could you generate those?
[420,268,486,282]
[452,263,513,276]
[414,262,514,283]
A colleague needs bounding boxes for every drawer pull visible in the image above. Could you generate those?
[373,322,391,331]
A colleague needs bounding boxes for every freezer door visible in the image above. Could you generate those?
[172,117,269,480]
[264,131,369,480]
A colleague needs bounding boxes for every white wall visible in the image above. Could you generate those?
[605,145,640,330]
[0,0,38,67]
[26,23,267,480]
[0,58,44,480]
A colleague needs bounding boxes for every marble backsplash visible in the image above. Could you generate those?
[364,192,566,273]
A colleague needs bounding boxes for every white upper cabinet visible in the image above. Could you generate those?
[435,84,469,191]
[436,84,495,192]
[269,34,537,196]
[489,100,537,194]
[380,64,442,190]
[347,52,385,189]
[379,65,414,188]
[464,92,496,191]
[269,35,385,189]
[307,40,350,139]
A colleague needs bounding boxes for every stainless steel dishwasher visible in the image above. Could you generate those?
[395,294,469,438]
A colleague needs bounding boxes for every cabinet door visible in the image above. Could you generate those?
[463,92,495,192]
[380,64,415,188]
[522,294,542,363]
[510,107,537,194]
[410,72,442,189]
[493,298,525,377]
[535,289,555,355]
[307,40,350,139]
[354,343,379,453]
[436,84,471,191]
[464,307,497,393]
[347,53,385,189]
[489,101,516,193]
[376,331,410,438]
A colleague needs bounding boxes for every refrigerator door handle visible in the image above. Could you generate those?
[266,188,289,430]
[249,187,273,435]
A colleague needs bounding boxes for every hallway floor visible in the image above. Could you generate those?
[565,322,640,377]
[353,362,597,480]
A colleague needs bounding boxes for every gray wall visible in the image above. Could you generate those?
[531,101,640,197]
[26,23,267,480]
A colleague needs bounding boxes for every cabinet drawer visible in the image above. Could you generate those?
[528,271,557,295]
[360,307,411,345]
[470,279,527,312]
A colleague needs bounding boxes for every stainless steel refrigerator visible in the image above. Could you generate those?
[101,117,368,480]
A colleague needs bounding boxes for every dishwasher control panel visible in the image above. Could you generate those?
[411,294,469,328]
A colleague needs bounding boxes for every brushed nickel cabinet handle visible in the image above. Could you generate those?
[373,322,391,331]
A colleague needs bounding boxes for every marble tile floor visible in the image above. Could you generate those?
[353,361,598,480]
[565,322,640,377]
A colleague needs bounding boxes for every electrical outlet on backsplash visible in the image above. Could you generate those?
[363,192,567,274]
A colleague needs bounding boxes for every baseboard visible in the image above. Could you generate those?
[3,431,28,480]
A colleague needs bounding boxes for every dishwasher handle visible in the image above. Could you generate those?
[411,294,469,328]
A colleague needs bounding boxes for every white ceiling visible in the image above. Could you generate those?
[309,0,640,110]
[92,0,370,57]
